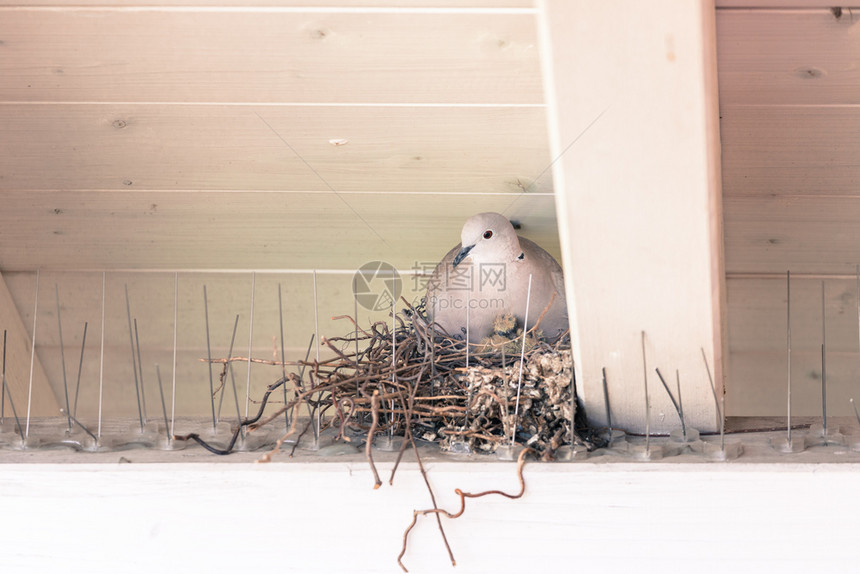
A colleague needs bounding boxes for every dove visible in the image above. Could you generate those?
[425,212,569,344]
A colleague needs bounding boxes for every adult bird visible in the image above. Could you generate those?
[425,212,568,344]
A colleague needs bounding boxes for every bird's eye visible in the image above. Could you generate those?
[483,230,493,239]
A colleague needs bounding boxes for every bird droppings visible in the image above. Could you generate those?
[328,138,349,146]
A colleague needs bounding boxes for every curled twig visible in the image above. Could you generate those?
[174,375,290,455]
[397,446,534,572]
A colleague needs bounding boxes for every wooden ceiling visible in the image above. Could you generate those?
[1,1,858,417]
[716,3,860,415]
[2,1,854,275]
[0,1,557,274]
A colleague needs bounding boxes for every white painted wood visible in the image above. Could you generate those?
[3,270,431,418]
[0,271,59,417]
[725,276,860,416]
[0,189,557,417]
[0,105,550,193]
[0,0,534,7]
[724,195,860,275]
[0,9,540,104]
[728,349,860,416]
[721,106,860,198]
[2,460,859,573]
[717,0,854,9]
[717,9,860,108]
[715,6,860,418]
[0,192,559,271]
[539,0,724,433]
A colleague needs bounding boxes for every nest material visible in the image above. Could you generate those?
[193,300,597,458]
[436,349,575,454]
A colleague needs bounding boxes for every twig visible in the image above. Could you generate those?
[397,447,534,572]
[367,389,382,489]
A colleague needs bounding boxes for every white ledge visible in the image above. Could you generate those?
[2,434,859,573]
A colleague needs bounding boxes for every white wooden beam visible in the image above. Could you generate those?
[0,270,59,418]
[538,0,725,433]
[1,461,859,572]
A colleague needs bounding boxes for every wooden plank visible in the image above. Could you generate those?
[0,10,540,104]
[3,462,860,572]
[721,106,860,198]
[724,195,860,275]
[727,276,860,353]
[0,0,533,6]
[717,9,860,107]
[729,349,859,417]
[717,1,854,10]
[0,191,559,271]
[725,276,860,417]
[539,0,724,433]
[0,271,60,418]
[1,192,562,419]
[0,104,550,193]
[2,269,434,419]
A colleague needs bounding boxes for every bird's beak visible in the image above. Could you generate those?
[452,244,474,268]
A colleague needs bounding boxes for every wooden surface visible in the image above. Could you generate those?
[725,195,860,275]
[2,458,860,573]
[717,5,860,416]
[717,8,860,107]
[0,0,558,420]
[0,9,540,104]
[2,269,435,420]
[726,276,860,417]
[721,107,860,198]
[0,272,59,417]
[540,0,724,433]
[716,1,854,9]
[0,0,534,6]
[0,191,559,272]
[2,0,857,422]
[0,105,550,193]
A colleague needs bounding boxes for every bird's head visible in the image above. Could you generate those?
[453,212,522,268]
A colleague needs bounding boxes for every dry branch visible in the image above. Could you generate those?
[397,446,535,572]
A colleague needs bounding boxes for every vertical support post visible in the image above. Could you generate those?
[538,0,724,432]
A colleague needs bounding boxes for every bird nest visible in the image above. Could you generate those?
[181,298,596,461]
